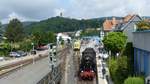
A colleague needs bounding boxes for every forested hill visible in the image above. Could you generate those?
[25,16,104,34]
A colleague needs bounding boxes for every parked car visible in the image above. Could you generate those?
[17,51,27,56]
[9,52,21,57]
[9,51,27,57]
[36,45,48,51]
[0,57,5,61]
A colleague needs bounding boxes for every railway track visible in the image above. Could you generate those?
[73,51,80,77]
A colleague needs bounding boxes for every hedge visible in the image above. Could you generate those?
[124,77,144,84]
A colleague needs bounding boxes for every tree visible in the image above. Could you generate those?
[5,18,25,42]
[19,37,33,51]
[122,43,134,76]
[0,22,3,34]
[124,77,144,84]
[26,16,102,34]
[103,32,127,56]
[47,31,56,43]
[32,31,56,46]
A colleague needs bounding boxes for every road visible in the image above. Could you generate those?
[0,56,50,84]
[0,47,67,84]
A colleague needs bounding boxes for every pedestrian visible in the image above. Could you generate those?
[102,68,106,79]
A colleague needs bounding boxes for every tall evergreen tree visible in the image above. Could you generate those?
[0,22,2,33]
[5,18,25,42]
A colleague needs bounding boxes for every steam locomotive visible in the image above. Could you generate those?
[79,48,96,80]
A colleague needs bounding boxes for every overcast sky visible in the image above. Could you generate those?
[0,0,150,24]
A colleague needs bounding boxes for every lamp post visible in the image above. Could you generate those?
[31,43,34,51]
[31,42,35,64]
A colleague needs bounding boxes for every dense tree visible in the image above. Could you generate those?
[4,18,25,42]
[122,43,134,76]
[25,16,103,34]
[0,22,2,34]
[103,32,127,56]
[124,77,144,84]
[32,31,56,46]
[19,38,33,51]
[80,29,99,37]
[47,31,56,43]
[0,22,1,29]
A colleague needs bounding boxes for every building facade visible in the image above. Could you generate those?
[114,15,142,42]
[133,31,150,77]
[102,14,142,42]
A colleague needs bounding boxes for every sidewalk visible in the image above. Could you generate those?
[96,52,107,84]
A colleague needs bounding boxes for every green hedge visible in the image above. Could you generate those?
[124,77,144,84]
[108,56,128,84]
[122,42,134,75]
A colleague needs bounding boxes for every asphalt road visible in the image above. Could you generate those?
[0,56,51,84]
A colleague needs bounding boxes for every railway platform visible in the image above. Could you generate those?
[96,51,108,84]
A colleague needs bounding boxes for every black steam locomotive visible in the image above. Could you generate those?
[79,48,96,80]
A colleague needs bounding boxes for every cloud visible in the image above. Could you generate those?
[67,0,150,18]
[0,0,150,23]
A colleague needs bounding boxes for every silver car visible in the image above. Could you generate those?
[9,52,21,57]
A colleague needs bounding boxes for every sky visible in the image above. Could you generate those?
[0,0,150,24]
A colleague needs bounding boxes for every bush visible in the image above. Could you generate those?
[124,77,144,84]
[108,56,128,84]
[0,42,11,56]
[122,42,134,76]
[136,20,150,31]
[19,39,33,51]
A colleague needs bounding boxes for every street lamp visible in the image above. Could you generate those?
[31,42,35,64]
[31,43,34,51]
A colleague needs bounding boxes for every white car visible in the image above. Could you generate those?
[0,57,4,61]
[9,52,21,57]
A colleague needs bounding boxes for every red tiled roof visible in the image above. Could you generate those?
[103,17,120,31]
[123,14,135,23]
[103,14,137,31]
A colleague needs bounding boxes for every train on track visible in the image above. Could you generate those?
[79,48,96,80]
[73,40,81,51]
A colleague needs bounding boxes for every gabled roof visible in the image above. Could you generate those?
[103,17,121,31]
[114,14,142,31]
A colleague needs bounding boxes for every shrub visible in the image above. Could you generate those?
[136,20,150,31]
[122,42,134,76]
[124,77,144,84]
[108,56,128,84]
